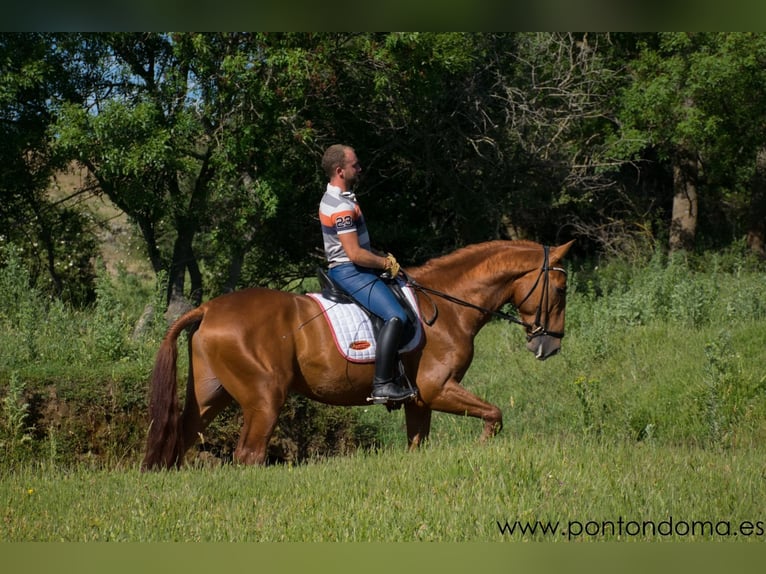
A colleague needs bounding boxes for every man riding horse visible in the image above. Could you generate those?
[141,145,573,469]
[318,144,416,404]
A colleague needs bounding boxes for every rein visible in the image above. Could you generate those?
[405,245,567,340]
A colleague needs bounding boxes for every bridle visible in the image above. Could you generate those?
[405,245,567,341]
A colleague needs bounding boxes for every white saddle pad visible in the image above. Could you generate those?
[307,283,423,363]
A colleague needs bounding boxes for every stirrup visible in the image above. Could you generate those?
[366,392,416,405]
[366,380,417,405]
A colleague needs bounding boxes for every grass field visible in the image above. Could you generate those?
[2,245,766,542]
[2,432,764,542]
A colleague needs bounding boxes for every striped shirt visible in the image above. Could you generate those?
[319,184,371,266]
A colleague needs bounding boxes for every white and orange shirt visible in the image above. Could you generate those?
[319,184,371,266]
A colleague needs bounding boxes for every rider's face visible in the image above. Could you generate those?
[340,150,362,188]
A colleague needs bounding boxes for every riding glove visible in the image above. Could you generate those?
[384,253,400,277]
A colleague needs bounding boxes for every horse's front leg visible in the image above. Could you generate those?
[404,400,433,449]
[425,379,503,442]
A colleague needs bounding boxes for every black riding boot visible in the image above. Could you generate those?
[369,317,415,403]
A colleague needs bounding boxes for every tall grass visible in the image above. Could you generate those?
[0,246,166,378]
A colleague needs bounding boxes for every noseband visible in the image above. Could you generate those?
[406,245,567,340]
[515,245,567,340]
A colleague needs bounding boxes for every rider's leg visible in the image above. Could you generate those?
[359,282,414,402]
[328,264,415,402]
[369,316,414,402]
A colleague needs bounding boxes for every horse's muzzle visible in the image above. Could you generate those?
[526,335,561,360]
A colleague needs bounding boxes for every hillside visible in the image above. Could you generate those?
[48,164,153,282]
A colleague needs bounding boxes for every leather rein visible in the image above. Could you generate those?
[405,245,567,341]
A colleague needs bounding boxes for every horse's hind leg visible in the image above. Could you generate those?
[209,343,291,465]
[234,400,285,465]
[181,353,234,456]
[181,377,233,454]
[228,373,288,465]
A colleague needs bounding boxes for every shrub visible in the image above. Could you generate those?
[700,332,766,448]
[0,373,34,468]
[0,243,46,362]
[89,262,130,361]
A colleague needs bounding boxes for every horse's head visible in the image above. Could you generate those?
[513,241,574,361]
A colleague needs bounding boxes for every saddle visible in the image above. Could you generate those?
[316,266,354,304]
[316,267,419,335]
[309,267,423,363]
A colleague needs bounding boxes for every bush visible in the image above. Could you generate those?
[0,244,46,362]
[568,247,766,330]
[0,373,34,468]
[700,332,766,448]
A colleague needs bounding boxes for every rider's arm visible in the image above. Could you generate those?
[337,231,389,269]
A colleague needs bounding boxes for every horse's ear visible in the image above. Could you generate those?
[551,239,575,263]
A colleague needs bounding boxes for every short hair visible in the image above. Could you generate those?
[321,144,352,179]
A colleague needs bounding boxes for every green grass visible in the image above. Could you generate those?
[2,435,764,541]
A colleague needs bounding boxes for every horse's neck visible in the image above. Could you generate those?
[412,241,541,312]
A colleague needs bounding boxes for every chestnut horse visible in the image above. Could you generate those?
[142,239,574,470]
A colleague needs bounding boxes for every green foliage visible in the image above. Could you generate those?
[701,332,766,448]
[568,248,766,330]
[7,33,766,306]
[1,34,100,307]
[0,373,33,467]
[89,262,129,361]
[0,242,45,361]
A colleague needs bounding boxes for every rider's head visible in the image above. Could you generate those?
[322,144,361,190]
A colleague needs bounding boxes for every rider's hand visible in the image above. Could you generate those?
[384,253,400,277]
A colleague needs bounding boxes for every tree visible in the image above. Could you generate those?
[696,33,766,259]
[495,32,626,245]
[52,33,324,308]
[10,31,764,315]
[0,33,98,305]
[748,149,766,258]
[291,33,618,258]
[617,33,766,256]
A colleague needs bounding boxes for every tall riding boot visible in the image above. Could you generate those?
[369,317,414,403]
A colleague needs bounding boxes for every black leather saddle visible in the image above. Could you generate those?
[315,267,418,342]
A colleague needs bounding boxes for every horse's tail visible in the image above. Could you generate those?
[141,306,205,471]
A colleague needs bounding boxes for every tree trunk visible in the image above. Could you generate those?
[165,156,211,312]
[224,251,244,293]
[747,148,766,259]
[669,150,699,253]
[134,215,164,275]
[167,228,202,308]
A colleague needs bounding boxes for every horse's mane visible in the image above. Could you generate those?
[411,240,541,278]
